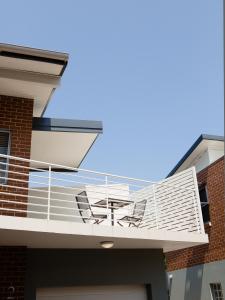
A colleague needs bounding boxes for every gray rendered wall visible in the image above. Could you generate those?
[168,259,225,300]
[25,249,169,300]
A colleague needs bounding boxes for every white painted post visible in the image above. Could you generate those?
[47,165,51,220]
[105,175,109,224]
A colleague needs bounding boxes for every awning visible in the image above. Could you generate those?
[30,117,103,169]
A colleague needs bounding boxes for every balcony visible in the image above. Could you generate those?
[0,154,208,251]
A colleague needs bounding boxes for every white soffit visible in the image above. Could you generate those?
[0,76,56,117]
[0,43,68,117]
[0,56,63,75]
[30,130,98,169]
[175,139,224,174]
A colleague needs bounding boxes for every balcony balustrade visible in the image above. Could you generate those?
[0,153,205,235]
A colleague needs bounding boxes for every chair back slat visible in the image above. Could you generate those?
[75,191,92,223]
[133,199,147,217]
[76,191,90,210]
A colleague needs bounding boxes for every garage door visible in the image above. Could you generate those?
[37,285,147,300]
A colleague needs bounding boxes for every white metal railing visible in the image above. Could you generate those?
[0,154,205,234]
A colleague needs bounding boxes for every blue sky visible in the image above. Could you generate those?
[1,0,223,180]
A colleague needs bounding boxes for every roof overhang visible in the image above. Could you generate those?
[167,134,224,177]
[0,43,68,117]
[31,117,103,170]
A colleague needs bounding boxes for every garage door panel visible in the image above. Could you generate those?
[37,285,147,300]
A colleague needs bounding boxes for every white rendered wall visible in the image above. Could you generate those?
[195,150,210,173]
[194,148,223,173]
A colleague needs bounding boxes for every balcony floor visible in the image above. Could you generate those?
[0,215,208,252]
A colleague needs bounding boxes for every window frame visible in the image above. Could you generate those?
[199,183,210,224]
[0,129,11,185]
[210,283,224,300]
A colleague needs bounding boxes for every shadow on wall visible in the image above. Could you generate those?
[184,264,204,300]
[184,243,209,300]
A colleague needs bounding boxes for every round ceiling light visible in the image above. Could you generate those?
[100,241,114,249]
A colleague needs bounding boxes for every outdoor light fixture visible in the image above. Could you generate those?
[100,241,114,249]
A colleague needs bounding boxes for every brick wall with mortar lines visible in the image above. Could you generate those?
[0,95,33,217]
[166,156,225,271]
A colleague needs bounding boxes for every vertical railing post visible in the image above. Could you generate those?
[47,165,51,220]
[105,175,109,223]
[153,184,158,229]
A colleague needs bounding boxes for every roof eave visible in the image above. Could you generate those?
[167,134,224,177]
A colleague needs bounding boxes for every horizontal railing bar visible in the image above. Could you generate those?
[0,199,47,208]
[22,189,133,207]
[0,206,135,222]
[0,199,146,215]
[1,160,195,194]
[42,184,132,199]
[0,167,49,180]
[50,170,106,183]
[0,192,196,214]
[0,194,141,213]
[1,161,145,189]
[0,193,104,205]
[0,160,48,173]
[0,207,48,215]
[39,189,130,204]
[50,176,104,187]
[46,205,136,215]
[49,177,136,193]
[2,165,142,191]
[0,191,48,201]
[0,153,154,184]
[48,211,107,220]
[107,178,148,189]
[0,175,49,187]
[0,184,49,194]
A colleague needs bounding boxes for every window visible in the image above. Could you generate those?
[0,131,10,184]
[199,185,210,223]
[210,283,224,300]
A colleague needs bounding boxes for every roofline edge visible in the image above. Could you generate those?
[167,134,224,177]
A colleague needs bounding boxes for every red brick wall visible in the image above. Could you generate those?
[166,156,225,271]
[0,95,33,217]
[0,246,27,300]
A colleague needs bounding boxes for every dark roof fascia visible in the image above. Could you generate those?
[167,134,224,178]
[32,117,103,134]
[0,50,68,76]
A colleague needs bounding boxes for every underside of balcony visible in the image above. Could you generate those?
[0,215,207,252]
